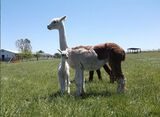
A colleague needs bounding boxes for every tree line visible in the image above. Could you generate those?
[15,38,61,60]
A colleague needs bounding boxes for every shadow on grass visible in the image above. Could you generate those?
[85,91,112,97]
[148,111,160,117]
[46,90,112,100]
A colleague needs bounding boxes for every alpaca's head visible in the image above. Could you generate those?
[58,49,68,60]
[47,16,66,30]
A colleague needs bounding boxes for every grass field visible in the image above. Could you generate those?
[1,52,160,117]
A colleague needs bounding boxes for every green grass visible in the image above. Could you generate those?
[1,52,160,117]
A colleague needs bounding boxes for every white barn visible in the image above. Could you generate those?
[0,49,18,61]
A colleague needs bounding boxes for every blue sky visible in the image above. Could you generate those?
[1,0,160,54]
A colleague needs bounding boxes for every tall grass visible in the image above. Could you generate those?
[1,52,160,117]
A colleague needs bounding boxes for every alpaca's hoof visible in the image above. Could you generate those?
[88,79,93,82]
[117,87,125,93]
[110,79,115,83]
[76,91,85,97]
[76,92,85,98]
[67,91,70,94]
[76,93,85,97]
[117,78,126,93]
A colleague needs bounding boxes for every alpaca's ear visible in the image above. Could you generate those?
[60,16,67,21]
[57,49,62,54]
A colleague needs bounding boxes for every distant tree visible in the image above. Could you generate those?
[16,39,32,52]
[38,50,44,53]
[16,38,32,60]
[54,53,61,58]
[34,50,44,61]
[34,52,40,61]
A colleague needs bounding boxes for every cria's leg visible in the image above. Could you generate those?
[109,61,126,93]
[66,63,70,94]
[66,74,70,94]
[75,68,85,96]
[58,72,65,94]
[96,69,102,80]
[89,71,94,81]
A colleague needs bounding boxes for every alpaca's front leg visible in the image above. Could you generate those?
[75,68,85,96]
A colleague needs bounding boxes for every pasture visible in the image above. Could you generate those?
[1,52,160,117]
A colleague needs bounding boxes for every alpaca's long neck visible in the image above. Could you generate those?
[59,23,68,51]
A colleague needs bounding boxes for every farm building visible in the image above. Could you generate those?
[0,49,54,62]
[34,52,54,60]
[0,49,18,61]
[127,48,141,53]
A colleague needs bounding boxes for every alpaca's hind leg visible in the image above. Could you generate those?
[109,61,126,93]
[75,68,85,96]
[96,69,102,80]
[103,64,114,83]
[89,71,94,81]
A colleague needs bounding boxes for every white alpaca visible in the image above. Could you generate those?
[48,16,70,94]
[62,47,107,96]
[58,49,70,94]
[47,16,126,96]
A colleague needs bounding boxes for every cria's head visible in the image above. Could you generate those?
[58,49,68,59]
[47,16,66,30]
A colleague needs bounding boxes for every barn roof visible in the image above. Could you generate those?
[0,49,19,54]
